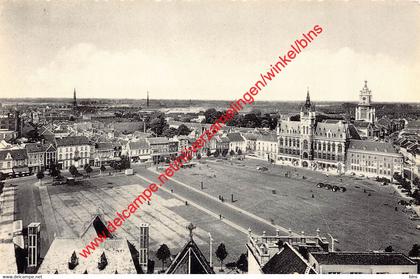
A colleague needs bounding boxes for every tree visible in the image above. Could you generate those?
[156,244,171,271]
[148,114,167,136]
[408,244,420,257]
[85,165,93,176]
[36,171,44,185]
[204,108,222,124]
[230,150,235,156]
[215,243,228,271]
[120,156,131,169]
[177,124,191,136]
[384,246,394,252]
[50,164,61,177]
[162,127,177,138]
[69,165,78,177]
[236,253,248,273]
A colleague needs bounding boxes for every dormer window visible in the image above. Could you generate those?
[68,251,79,270]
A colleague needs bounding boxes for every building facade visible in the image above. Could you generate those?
[256,134,277,161]
[127,139,151,163]
[308,252,417,274]
[56,136,91,169]
[277,91,348,173]
[346,140,404,179]
[0,148,29,176]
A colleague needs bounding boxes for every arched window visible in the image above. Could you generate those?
[338,144,342,153]
[322,142,326,151]
[280,138,283,146]
[327,143,331,152]
[332,143,335,152]
[303,140,308,149]
[292,139,296,147]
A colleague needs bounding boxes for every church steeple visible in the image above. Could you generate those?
[303,87,313,112]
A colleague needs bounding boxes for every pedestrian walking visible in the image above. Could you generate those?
[219,214,222,220]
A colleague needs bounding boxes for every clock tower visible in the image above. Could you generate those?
[355,80,375,124]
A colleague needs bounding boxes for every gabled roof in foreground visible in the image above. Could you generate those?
[38,214,135,274]
[262,243,316,274]
[165,238,214,274]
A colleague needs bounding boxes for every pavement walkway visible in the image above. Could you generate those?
[0,183,16,243]
[38,184,60,244]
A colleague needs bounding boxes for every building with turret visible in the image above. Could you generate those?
[277,89,349,173]
[354,81,378,139]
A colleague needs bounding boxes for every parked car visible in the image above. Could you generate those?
[316,183,325,188]
[331,185,340,192]
[257,166,268,171]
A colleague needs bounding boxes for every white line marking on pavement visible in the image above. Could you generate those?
[136,171,292,235]
[135,174,248,235]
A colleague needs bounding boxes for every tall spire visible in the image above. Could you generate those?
[303,87,312,111]
[305,87,311,105]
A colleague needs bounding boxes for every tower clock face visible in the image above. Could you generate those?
[362,97,366,101]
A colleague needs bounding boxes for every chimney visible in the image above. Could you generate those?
[27,223,41,272]
[139,224,149,272]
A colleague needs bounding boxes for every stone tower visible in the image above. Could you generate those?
[355,81,375,123]
[300,88,316,166]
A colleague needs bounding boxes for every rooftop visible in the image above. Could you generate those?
[262,243,316,274]
[0,148,28,160]
[56,136,90,147]
[311,252,417,266]
[128,139,150,150]
[348,140,399,154]
[226,132,245,142]
[147,137,170,145]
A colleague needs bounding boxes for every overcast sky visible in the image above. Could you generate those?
[0,1,419,102]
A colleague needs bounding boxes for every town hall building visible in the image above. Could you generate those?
[277,90,349,174]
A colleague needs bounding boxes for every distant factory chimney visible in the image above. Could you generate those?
[146,91,150,108]
[27,223,41,271]
[73,88,77,108]
[139,223,149,272]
